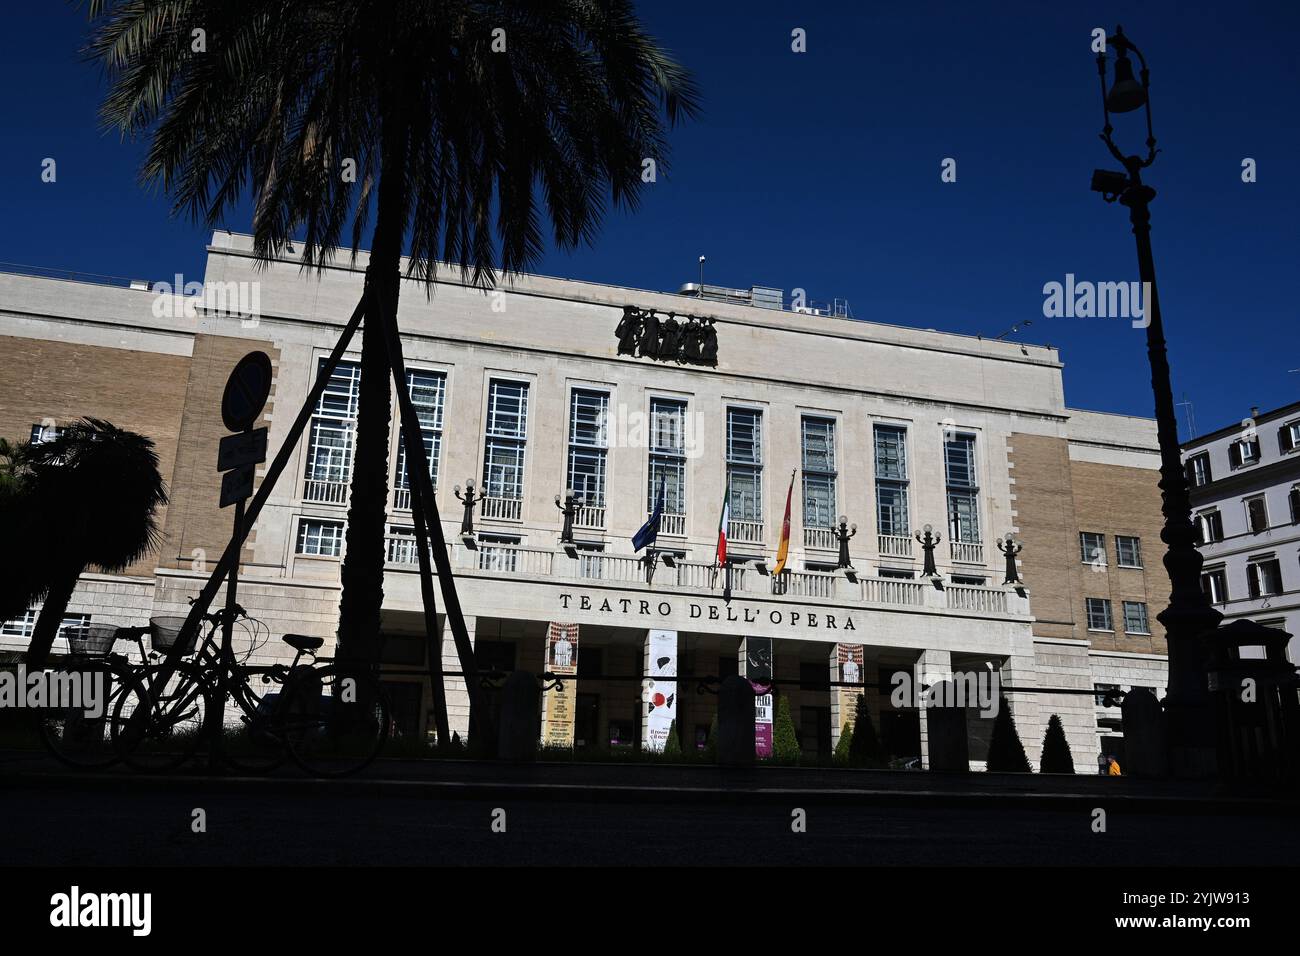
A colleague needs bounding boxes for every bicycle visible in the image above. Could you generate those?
[36,623,152,770]
[111,603,390,777]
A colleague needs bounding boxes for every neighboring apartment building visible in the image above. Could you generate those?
[1182,402,1300,664]
[0,232,1176,768]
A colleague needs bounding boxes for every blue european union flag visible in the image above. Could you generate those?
[633,475,666,552]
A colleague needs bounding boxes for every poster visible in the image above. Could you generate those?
[541,622,579,748]
[642,629,678,753]
[743,636,774,758]
[832,643,865,745]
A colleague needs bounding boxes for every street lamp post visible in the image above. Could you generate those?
[555,490,584,545]
[1092,25,1222,777]
[453,479,486,537]
[834,515,857,570]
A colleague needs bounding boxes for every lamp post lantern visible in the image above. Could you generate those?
[834,515,857,570]
[454,479,486,537]
[555,490,584,545]
[1092,25,1222,776]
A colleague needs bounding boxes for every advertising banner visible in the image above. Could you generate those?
[743,636,774,758]
[831,643,865,745]
[642,629,678,753]
[541,622,579,748]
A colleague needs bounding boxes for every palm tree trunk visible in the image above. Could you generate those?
[335,111,412,670]
[24,568,81,670]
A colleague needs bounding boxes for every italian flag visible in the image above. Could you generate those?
[715,491,730,567]
[773,470,796,576]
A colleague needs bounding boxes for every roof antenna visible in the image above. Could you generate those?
[1176,393,1197,438]
[994,319,1032,341]
[697,255,705,296]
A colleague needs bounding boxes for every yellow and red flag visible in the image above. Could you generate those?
[772,470,796,576]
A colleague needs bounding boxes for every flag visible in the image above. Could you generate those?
[633,475,665,552]
[772,469,796,576]
[715,489,730,567]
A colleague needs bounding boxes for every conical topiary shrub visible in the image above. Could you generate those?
[986,696,1032,772]
[771,696,801,766]
[848,694,887,768]
[664,718,682,758]
[703,713,718,763]
[1039,714,1075,774]
[834,723,853,766]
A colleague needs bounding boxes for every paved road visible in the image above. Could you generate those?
[5,782,1296,865]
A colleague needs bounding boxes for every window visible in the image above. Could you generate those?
[393,369,446,508]
[873,425,910,537]
[1079,532,1106,565]
[566,389,609,508]
[303,359,360,502]
[1,609,36,637]
[296,519,344,556]
[1185,451,1212,487]
[482,380,529,500]
[944,432,980,543]
[478,533,521,572]
[1229,437,1260,469]
[1290,486,1300,525]
[726,408,763,522]
[1085,597,1114,631]
[1280,421,1300,454]
[1244,495,1269,534]
[1195,510,1224,544]
[1116,535,1143,568]
[878,568,915,580]
[648,398,687,522]
[951,575,987,586]
[1094,683,1122,707]
[1122,601,1151,634]
[1201,566,1229,604]
[1247,558,1283,599]
[29,423,64,444]
[801,417,836,530]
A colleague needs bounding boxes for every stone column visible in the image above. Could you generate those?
[915,649,952,770]
[540,622,579,749]
[830,642,865,750]
[442,614,476,744]
[642,628,678,752]
[1000,634,1043,769]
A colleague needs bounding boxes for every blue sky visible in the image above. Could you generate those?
[1,1,1296,436]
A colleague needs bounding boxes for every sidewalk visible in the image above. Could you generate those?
[4,748,1296,814]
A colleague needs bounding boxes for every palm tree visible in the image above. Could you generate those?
[85,1,699,680]
[2,420,167,669]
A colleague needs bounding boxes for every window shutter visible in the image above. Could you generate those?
[1248,567,1260,600]
[1184,458,1195,484]
[1290,487,1300,524]
[1281,426,1296,453]
[1228,442,1240,468]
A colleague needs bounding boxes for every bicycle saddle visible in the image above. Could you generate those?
[282,633,325,652]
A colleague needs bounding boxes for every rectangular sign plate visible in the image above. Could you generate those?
[217,427,268,472]
[219,463,255,508]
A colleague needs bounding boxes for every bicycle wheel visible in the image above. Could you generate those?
[282,664,389,778]
[37,659,128,770]
[211,665,289,774]
[111,661,212,772]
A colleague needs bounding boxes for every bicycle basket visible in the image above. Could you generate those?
[63,625,118,659]
[149,616,201,656]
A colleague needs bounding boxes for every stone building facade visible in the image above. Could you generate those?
[0,232,1178,769]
